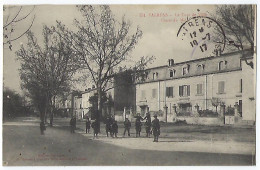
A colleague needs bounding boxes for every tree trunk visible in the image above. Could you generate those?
[97,84,102,133]
[40,111,45,123]
[49,96,55,127]
[44,107,47,124]
[50,108,53,126]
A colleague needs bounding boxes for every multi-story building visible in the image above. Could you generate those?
[74,94,83,119]
[135,50,255,125]
[81,88,97,119]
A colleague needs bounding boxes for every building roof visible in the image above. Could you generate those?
[145,49,252,71]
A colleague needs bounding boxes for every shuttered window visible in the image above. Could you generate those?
[166,87,173,98]
[179,85,190,96]
[239,79,242,93]
[179,86,183,96]
[218,81,225,94]
[197,84,203,94]
[141,90,146,99]
[152,89,157,98]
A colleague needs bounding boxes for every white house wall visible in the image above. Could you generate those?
[242,58,256,121]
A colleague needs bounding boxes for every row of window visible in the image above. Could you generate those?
[146,61,229,81]
[141,79,242,99]
[168,61,228,78]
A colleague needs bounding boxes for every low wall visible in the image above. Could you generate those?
[176,116,224,125]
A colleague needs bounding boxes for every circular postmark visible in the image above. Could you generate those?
[177,16,226,58]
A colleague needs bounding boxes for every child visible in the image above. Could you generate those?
[86,116,91,134]
[144,120,151,137]
[135,119,142,137]
[91,119,99,139]
[111,120,118,138]
[123,118,131,137]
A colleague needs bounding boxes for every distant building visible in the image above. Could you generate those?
[81,88,97,119]
[69,71,136,121]
[74,94,83,119]
[135,50,255,125]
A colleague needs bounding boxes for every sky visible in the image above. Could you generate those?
[3,5,217,94]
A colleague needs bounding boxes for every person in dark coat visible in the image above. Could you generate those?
[135,113,143,122]
[91,119,99,139]
[144,120,151,138]
[111,120,118,138]
[86,116,91,134]
[135,118,142,137]
[70,116,76,133]
[40,121,46,135]
[152,115,160,142]
[105,116,112,137]
[143,112,151,137]
[123,118,131,137]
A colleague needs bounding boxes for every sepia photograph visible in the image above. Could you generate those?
[2,2,257,166]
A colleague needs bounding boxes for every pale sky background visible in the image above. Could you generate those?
[3,5,217,94]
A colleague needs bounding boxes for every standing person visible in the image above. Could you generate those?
[105,116,112,137]
[135,113,143,122]
[143,112,151,137]
[40,122,46,135]
[70,116,76,133]
[135,118,142,137]
[123,118,131,137]
[152,115,160,142]
[85,116,91,134]
[91,119,99,139]
[144,120,151,138]
[111,120,118,138]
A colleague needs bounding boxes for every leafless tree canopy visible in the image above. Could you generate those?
[3,6,35,50]
[53,5,154,122]
[215,5,255,51]
[214,5,255,68]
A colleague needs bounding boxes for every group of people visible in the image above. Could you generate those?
[85,116,119,139]
[73,112,161,142]
[134,113,160,142]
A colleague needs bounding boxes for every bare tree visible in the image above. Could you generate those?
[211,97,221,113]
[16,25,80,126]
[214,5,255,68]
[53,5,153,128]
[3,6,35,50]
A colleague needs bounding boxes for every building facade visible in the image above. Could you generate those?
[135,50,255,125]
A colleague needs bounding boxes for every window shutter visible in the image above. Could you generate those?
[141,90,146,99]
[170,87,173,97]
[240,79,242,93]
[187,85,190,96]
[218,81,225,93]
[179,86,183,96]
[152,89,157,98]
[197,84,202,94]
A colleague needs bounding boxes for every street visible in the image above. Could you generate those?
[3,117,256,166]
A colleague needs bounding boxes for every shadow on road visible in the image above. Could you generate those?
[158,140,193,143]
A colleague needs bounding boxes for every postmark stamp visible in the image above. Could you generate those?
[177,16,226,58]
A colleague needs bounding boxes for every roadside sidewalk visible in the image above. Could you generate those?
[75,128,256,156]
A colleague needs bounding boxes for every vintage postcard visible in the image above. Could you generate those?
[2,3,257,166]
